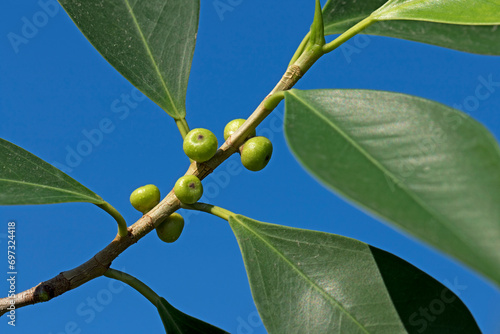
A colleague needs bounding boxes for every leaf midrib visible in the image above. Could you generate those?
[0,140,95,196]
[231,216,371,333]
[287,91,478,259]
[374,0,500,22]
[0,179,102,204]
[157,300,184,334]
[123,0,180,117]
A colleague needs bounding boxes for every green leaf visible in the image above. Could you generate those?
[0,138,104,205]
[323,0,500,55]
[156,297,229,334]
[284,89,500,286]
[372,0,500,25]
[229,215,480,333]
[105,268,227,333]
[58,0,200,119]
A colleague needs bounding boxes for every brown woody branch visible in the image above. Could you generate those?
[0,45,322,317]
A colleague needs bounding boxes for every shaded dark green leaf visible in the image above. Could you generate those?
[156,297,229,334]
[284,89,500,286]
[58,0,200,119]
[0,138,104,205]
[105,268,228,333]
[229,215,480,333]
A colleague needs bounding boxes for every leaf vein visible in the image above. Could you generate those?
[233,216,370,333]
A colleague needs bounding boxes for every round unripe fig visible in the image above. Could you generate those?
[183,128,218,162]
[223,118,256,141]
[129,184,161,214]
[174,175,203,204]
[240,136,273,172]
[156,213,185,243]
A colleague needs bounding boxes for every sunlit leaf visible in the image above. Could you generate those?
[0,138,104,205]
[284,89,500,286]
[372,0,500,25]
[58,0,200,119]
[229,215,480,333]
[323,0,500,55]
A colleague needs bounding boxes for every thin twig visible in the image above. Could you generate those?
[0,46,323,316]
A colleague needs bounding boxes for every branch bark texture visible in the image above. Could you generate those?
[0,46,323,316]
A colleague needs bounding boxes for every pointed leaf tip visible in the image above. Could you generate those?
[0,138,104,206]
[58,0,200,119]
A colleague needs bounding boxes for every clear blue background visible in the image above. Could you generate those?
[1,0,500,333]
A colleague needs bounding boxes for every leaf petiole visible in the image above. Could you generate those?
[180,202,235,221]
[175,117,191,140]
[263,91,285,110]
[104,268,159,305]
[96,202,128,237]
[322,16,375,54]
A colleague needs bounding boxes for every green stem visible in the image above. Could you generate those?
[295,44,325,73]
[180,203,235,221]
[104,268,159,305]
[289,32,311,67]
[96,202,128,237]
[0,6,369,316]
[263,91,285,110]
[175,118,191,139]
[322,16,375,54]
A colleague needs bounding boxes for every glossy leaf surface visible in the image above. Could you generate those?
[372,0,500,25]
[284,89,500,286]
[229,215,480,333]
[323,0,500,55]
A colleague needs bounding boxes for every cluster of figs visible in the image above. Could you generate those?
[129,119,273,243]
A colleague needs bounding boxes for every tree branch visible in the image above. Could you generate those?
[0,46,323,317]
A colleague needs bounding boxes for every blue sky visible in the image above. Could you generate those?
[1,0,500,333]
